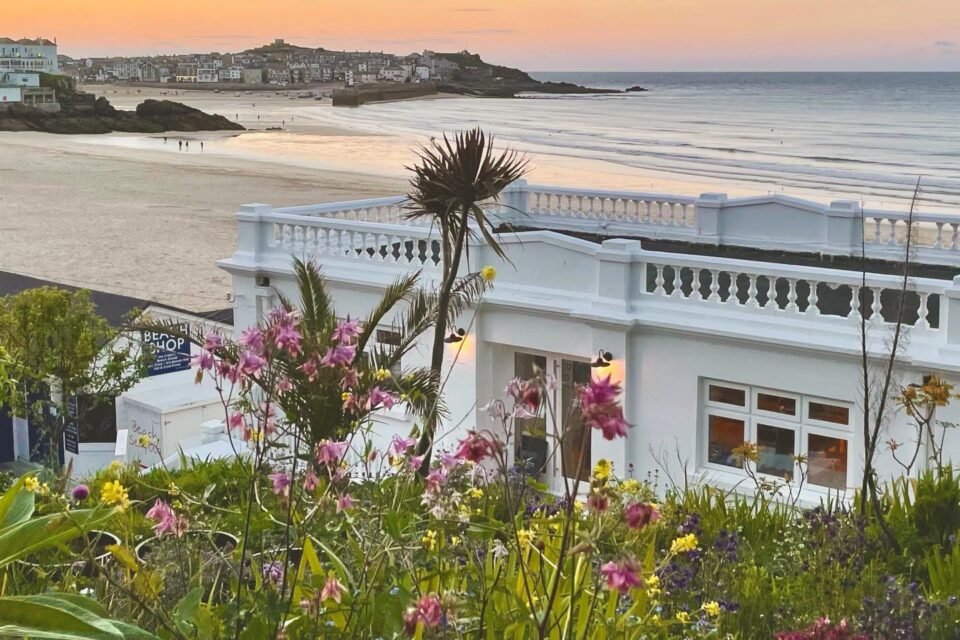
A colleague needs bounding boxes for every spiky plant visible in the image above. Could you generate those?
[405,128,528,466]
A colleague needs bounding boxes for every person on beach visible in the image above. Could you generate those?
[185,141,189,151]
[178,140,182,151]
[200,141,204,152]
[163,136,167,144]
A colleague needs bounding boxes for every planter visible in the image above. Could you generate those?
[19,530,121,578]
[135,530,239,605]
[134,530,238,563]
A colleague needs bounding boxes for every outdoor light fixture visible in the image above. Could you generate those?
[443,328,466,344]
[590,350,613,368]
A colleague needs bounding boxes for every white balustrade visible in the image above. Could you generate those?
[525,185,697,229]
[640,251,945,331]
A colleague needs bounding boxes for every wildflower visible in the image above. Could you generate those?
[403,594,443,637]
[425,469,447,493]
[579,375,629,439]
[273,322,303,357]
[228,412,246,430]
[108,460,124,474]
[239,351,266,375]
[71,484,90,502]
[506,378,542,415]
[676,611,691,624]
[702,601,721,617]
[481,265,497,281]
[670,533,699,555]
[587,490,609,513]
[146,499,188,537]
[645,574,661,597]
[491,539,509,560]
[388,435,417,458]
[320,575,345,604]
[624,502,660,530]
[368,387,398,410]
[316,440,349,467]
[336,494,354,513]
[454,431,497,463]
[340,368,359,389]
[262,560,284,586]
[320,344,356,367]
[375,367,392,380]
[331,319,362,344]
[467,487,484,500]
[202,334,223,352]
[24,476,40,493]
[599,559,642,593]
[303,469,319,491]
[593,458,613,480]
[516,528,534,548]
[269,472,292,497]
[422,529,439,551]
[239,327,264,353]
[100,480,130,510]
[136,434,153,448]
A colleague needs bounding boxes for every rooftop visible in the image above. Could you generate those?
[0,38,56,47]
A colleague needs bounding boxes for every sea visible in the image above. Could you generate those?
[295,72,960,212]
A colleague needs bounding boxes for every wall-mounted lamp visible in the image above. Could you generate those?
[443,328,466,344]
[590,350,613,368]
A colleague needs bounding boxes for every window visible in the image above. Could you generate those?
[701,380,852,491]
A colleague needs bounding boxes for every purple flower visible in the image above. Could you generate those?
[239,327,264,353]
[579,375,629,440]
[316,440,350,467]
[320,344,356,367]
[71,484,90,502]
[269,472,292,497]
[191,351,214,371]
[262,560,284,586]
[368,387,398,410]
[274,323,303,357]
[388,436,416,458]
[600,559,642,593]
[331,319,362,344]
[202,334,223,352]
[336,494,354,512]
[239,351,265,375]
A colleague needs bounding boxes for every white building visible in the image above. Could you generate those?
[219,181,960,504]
[197,61,220,83]
[0,37,59,74]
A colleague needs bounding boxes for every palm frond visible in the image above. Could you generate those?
[444,273,490,327]
[356,270,421,354]
[292,258,333,337]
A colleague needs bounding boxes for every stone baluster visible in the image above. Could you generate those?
[850,285,862,320]
[871,287,883,322]
[748,275,760,308]
[806,281,820,316]
[918,293,931,329]
[786,279,798,312]
[671,266,683,298]
[708,270,720,302]
[654,265,665,295]
[727,273,739,305]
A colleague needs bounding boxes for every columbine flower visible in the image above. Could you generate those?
[146,499,188,537]
[202,334,223,352]
[491,540,509,560]
[228,412,246,430]
[453,431,497,463]
[587,490,610,513]
[388,435,417,458]
[480,265,497,281]
[191,350,214,371]
[701,601,721,617]
[670,533,699,555]
[331,319,362,344]
[269,472,292,497]
[593,459,613,480]
[624,502,660,530]
[100,480,131,510]
[71,484,90,502]
[320,575,345,604]
[336,494,354,513]
[24,476,40,493]
[580,375,629,439]
[273,322,303,357]
[368,387,398,411]
[516,528,534,548]
[425,469,447,493]
[506,378,542,415]
[599,559,642,593]
[403,594,443,636]
[239,351,266,375]
[676,611,691,624]
[320,344,356,367]
[645,574,661,597]
[298,358,319,381]
[316,440,349,467]
[239,327,264,353]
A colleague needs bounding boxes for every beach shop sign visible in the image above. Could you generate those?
[142,326,191,376]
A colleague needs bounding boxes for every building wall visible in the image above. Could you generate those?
[0,87,22,103]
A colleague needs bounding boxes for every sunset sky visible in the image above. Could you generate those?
[8,0,960,71]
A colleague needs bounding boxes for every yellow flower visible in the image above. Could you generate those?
[467,487,484,500]
[24,476,40,493]
[341,391,352,401]
[136,434,152,448]
[108,460,124,474]
[701,601,721,617]
[450,535,461,546]
[480,265,497,282]
[651,614,661,623]
[619,478,641,493]
[375,368,392,381]
[645,574,660,589]
[670,533,699,555]
[100,480,130,510]
[168,482,181,497]
[592,459,613,481]
[248,429,263,443]
[676,611,690,624]
[422,529,438,551]
[516,528,534,548]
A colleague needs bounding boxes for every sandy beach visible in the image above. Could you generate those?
[0,90,407,311]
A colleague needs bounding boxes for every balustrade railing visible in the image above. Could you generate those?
[641,252,945,330]
[523,185,698,228]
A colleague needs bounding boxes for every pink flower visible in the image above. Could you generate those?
[228,412,246,430]
[403,594,443,636]
[216,360,241,384]
[388,436,416,458]
[316,440,349,467]
[580,376,630,440]
[624,502,660,530]
[269,472,291,497]
[599,559,642,593]
[202,334,223,352]
[588,491,609,513]
[320,576,345,604]
[425,469,447,493]
[320,344,356,367]
[340,369,359,389]
[453,431,497,463]
[408,455,424,471]
[506,378,542,415]
[146,499,188,537]
[299,358,319,381]
[331,319,362,344]
[368,387,398,411]
[336,494,354,513]
[191,351,214,371]
[276,377,294,394]
[239,351,265,375]
[303,469,319,491]
[439,453,462,470]
[239,327,264,353]
[274,323,303,357]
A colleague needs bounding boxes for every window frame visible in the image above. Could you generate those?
[701,379,854,493]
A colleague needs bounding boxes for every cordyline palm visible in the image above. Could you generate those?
[405,128,528,467]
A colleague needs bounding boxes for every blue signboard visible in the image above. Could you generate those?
[64,396,79,455]
[143,325,192,376]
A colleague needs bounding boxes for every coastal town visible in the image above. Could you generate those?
[3,7,960,636]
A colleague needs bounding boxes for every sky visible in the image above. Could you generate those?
[7,0,960,71]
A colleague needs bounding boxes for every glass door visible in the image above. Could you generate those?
[513,352,592,492]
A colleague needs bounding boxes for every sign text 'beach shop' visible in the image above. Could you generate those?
[142,326,191,376]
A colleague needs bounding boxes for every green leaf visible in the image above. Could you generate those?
[0,476,35,528]
[0,595,159,639]
[0,506,118,568]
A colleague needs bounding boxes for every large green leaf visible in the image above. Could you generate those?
[0,595,158,639]
[0,476,35,528]
[0,506,118,567]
